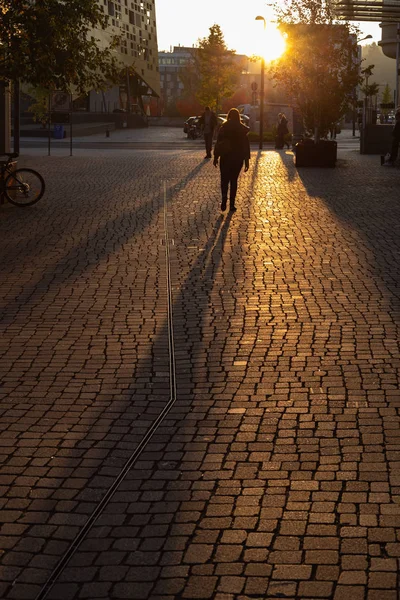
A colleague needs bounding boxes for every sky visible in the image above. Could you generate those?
[155,0,382,56]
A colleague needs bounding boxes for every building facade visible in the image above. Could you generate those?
[158,46,194,111]
[158,47,259,115]
[89,0,160,113]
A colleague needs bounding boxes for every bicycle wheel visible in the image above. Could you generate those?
[4,168,45,207]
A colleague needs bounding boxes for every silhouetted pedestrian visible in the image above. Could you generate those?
[198,107,218,159]
[276,113,290,149]
[213,108,250,212]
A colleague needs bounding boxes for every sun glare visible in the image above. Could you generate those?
[262,25,286,61]
[246,21,286,62]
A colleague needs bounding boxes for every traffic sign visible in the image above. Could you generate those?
[51,91,71,112]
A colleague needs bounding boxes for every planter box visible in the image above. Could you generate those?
[360,124,393,154]
[295,140,337,167]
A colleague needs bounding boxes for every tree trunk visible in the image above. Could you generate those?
[0,81,11,154]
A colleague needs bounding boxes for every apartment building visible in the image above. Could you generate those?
[158,46,255,113]
[88,0,160,113]
[158,46,193,109]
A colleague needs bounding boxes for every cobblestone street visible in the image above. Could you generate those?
[1,144,400,599]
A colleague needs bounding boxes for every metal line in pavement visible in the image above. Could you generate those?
[35,180,177,600]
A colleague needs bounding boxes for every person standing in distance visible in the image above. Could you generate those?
[213,108,250,212]
[198,106,218,159]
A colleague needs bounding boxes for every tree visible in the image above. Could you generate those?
[175,97,203,118]
[362,43,396,91]
[25,86,50,127]
[189,25,240,113]
[381,83,393,116]
[360,64,379,119]
[0,0,122,93]
[270,0,360,140]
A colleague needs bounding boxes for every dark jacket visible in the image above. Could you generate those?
[277,116,289,136]
[198,111,218,132]
[392,119,400,142]
[214,120,250,161]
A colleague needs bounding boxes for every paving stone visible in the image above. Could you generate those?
[1,144,400,599]
[182,576,218,598]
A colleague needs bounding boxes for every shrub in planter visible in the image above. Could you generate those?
[295,139,337,168]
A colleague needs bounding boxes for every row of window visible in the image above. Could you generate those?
[159,58,188,65]
[160,74,183,83]
[162,87,184,97]
[102,1,154,28]
[104,0,153,17]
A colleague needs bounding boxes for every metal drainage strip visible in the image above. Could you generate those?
[35,181,177,600]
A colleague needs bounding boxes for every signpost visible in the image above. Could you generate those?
[251,82,258,106]
[48,92,73,156]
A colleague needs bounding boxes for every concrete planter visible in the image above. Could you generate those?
[360,125,393,155]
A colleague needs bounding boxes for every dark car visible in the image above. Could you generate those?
[218,113,249,126]
[187,117,202,139]
[184,116,197,133]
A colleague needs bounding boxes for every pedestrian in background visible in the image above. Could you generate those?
[276,113,290,149]
[198,106,218,159]
[213,108,250,212]
[357,110,363,131]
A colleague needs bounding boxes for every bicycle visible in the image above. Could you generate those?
[0,152,45,207]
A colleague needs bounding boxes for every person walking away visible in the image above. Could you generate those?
[281,113,290,148]
[382,109,400,166]
[198,106,218,159]
[213,108,250,212]
[276,113,290,149]
[275,113,283,149]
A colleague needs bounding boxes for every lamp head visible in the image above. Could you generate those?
[359,34,373,43]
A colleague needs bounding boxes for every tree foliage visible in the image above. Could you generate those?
[180,25,240,112]
[270,0,360,138]
[0,0,122,92]
[25,86,50,126]
[360,64,379,102]
[381,83,392,114]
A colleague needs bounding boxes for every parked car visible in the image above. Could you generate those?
[184,116,197,133]
[218,113,249,126]
[187,117,202,139]
[218,114,228,125]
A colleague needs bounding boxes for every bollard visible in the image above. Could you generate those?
[106,128,110,138]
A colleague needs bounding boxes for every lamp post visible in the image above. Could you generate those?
[395,23,400,109]
[255,16,266,150]
[353,34,372,137]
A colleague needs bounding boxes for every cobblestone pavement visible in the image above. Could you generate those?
[1,146,400,600]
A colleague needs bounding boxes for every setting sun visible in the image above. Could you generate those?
[262,25,286,61]
[249,21,287,62]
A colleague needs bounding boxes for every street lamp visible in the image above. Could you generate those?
[352,34,373,137]
[255,16,266,150]
[395,23,400,110]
